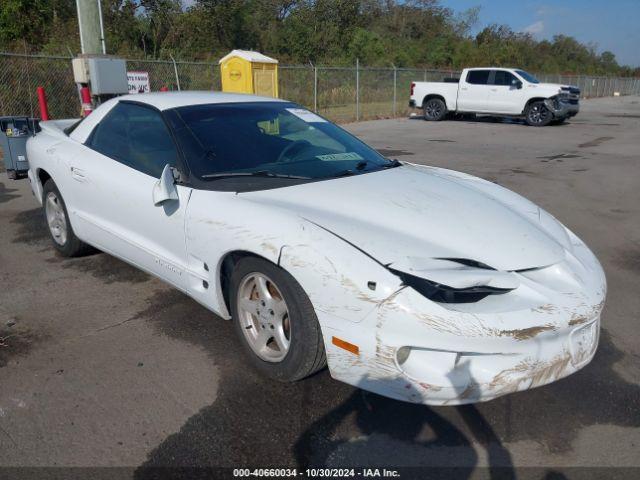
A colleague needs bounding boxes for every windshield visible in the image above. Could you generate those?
[515,70,540,84]
[167,102,395,181]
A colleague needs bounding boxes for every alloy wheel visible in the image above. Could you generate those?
[528,103,551,125]
[45,191,68,246]
[425,100,443,119]
[237,272,291,362]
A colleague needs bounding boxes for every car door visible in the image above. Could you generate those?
[457,69,492,112]
[68,101,192,291]
[487,70,526,114]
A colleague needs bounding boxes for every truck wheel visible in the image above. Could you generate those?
[525,101,553,126]
[42,179,92,257]
[230,256,326,382]
[423,98,447,121]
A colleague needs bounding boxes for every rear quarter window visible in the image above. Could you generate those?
[466,70,491,85]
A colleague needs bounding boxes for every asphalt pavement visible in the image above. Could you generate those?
[0,95,639,478]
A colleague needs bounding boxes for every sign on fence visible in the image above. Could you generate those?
[127,71,150,94]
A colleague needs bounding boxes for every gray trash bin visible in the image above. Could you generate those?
[0,116,39,179]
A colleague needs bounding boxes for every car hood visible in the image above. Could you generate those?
[530,83,578,94]
[242,164,569,271]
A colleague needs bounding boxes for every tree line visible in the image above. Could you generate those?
[1,0,637,76]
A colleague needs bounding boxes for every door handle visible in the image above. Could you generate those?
[490,88,497,91]
[461,87,468,91]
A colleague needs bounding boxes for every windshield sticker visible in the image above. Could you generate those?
[316,152,364,161]
[286,108,327,123]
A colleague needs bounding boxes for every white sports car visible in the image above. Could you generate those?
[26,92,606,405]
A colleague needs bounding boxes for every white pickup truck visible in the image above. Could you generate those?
[409,68,580,126]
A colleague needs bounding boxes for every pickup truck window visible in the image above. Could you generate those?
[466,70,491,85]
[492,70,518,86]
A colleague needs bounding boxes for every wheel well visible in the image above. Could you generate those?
[422,94,447,109]
[218,250,277,316]
[37,168,51,188]
[523,97,547,114]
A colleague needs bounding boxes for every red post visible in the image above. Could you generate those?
[80,87,93,116]
[37,87,50,121]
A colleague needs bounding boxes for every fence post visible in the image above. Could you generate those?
[355,58,360,122]
[313,64,318,112]
[392,64,397,117]
[423,69,427,81]
[170,54,181,91]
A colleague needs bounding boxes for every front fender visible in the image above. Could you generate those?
[279,220,402,324]
[185,192,401,321]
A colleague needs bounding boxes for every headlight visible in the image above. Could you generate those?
[389,268,513,304]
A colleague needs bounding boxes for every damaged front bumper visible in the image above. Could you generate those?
[544,97,580,118]
[320,235,605,405]
[321,291,601,405]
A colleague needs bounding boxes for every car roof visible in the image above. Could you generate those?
[116,91,287,111]
[69,91,288,143]
[465,67,518,71]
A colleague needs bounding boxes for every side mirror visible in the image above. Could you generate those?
[152,164,179,206]
[513,80,523,89]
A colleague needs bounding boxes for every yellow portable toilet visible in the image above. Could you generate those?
[219,50,278,98]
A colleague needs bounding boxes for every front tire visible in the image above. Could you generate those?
[423,98,447,121]
[230,257,326,382]
[525,101,553,126]
[42,179,92,257]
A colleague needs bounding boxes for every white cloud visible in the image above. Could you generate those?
[523,20,545,35]
[536,5,569,17]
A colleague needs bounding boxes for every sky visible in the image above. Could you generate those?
[440,0,640,67]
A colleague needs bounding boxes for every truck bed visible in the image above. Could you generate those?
[410,81,459,110]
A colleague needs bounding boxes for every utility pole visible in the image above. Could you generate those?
[72,0,126,114]
[76,0,106,55]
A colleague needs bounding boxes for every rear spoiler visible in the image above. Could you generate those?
[38,119,79,139]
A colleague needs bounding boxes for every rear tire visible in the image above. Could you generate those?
[423,98,447,121]
[230,256,326,382]
[42,179,92,257]
[525,101,553,126]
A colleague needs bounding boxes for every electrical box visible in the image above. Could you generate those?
[72,57,90,83]
[72,56,128,95]
[87,57,128,95]
[219,50,278,98]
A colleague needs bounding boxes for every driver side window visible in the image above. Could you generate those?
[88,102,178,178]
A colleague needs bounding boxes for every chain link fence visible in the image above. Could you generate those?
[2,52,639,122]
